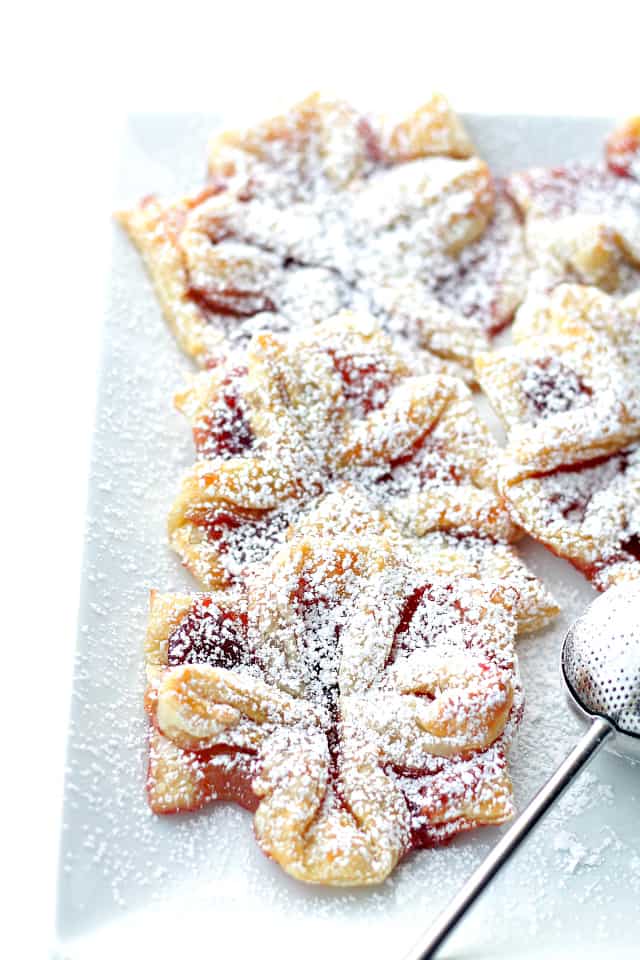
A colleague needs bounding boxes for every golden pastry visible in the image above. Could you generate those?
[119,93,527,381]
[476,283,640,590]
[145,494,532,884]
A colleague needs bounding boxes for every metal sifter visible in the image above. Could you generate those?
[404,580,640,960]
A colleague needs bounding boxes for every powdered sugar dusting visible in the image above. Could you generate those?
[167,314,521,594]
[120,97,529,384]
[55,115,640,958]
[507,158,640,297]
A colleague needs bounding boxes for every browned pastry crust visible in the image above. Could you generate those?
[475,283,640,590]
[118,93,527,381]
[506,117,640,297]
[145,492,534,884]
[168,312,521,590]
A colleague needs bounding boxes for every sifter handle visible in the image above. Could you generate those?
[402,716,613,960]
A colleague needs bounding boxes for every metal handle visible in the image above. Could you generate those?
[403,716,613,960]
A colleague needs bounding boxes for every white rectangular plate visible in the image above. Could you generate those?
[55,113,640,959]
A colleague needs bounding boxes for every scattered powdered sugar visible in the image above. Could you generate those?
[556,771,616,820]
[553,824,622,875]
[550,775,618,874]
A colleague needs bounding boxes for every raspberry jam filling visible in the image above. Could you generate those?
[619,535,640,561]
[387,575,513,671]
[192,506,292,580]
[522,357,593,418]
[187,285,277,319]
[374,433,463,491]
[382,582,512,849]
[149,743,259,816]
[157,600,259,814]
[167,597,249,668]
[194,510,246,548]
[531,448,640,579]
[390,584,431,663]
[396,746,511,850]
[193,367,254,459]
[329,350,395,416]
[536,450,630,523]
[183,747,259,813]
[387,581,468,665]
[290,575,353,811]
[606,126,640,180]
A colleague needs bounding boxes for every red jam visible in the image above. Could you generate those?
[384,739,513,852]
[191,747,259,812]
[620,534,640,561]
[291,573,317,614]
[523,357,593,418]
[606,123,640,179]
[150,745,259,816]
[329,350,394,415]
[375,433,462,487]
[153,600,259,815]
[357,116,385,166]
[193,367,254,459]
[167,596,249,668]
[194,510,244,549]
[532,449,639,585]
[533,450,629,526]
[584,533,640,586]
[190,506,290,588]
[533,449,629,482]
[403,750,509,851]
[386,582,465,665]
[394,585,430,640]
[187,286,277,319]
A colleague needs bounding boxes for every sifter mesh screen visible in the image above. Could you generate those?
[562,582,640,737]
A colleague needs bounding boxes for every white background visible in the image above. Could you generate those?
[4,2,639,955]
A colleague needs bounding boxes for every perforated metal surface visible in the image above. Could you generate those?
[562,582,640,737]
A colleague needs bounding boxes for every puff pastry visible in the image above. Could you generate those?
[124,99,640,888]
[507,117,640,297]
[476,283,640,590]
[169,312,520,589]
[119,93,527,381]
[146,492,537,884]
